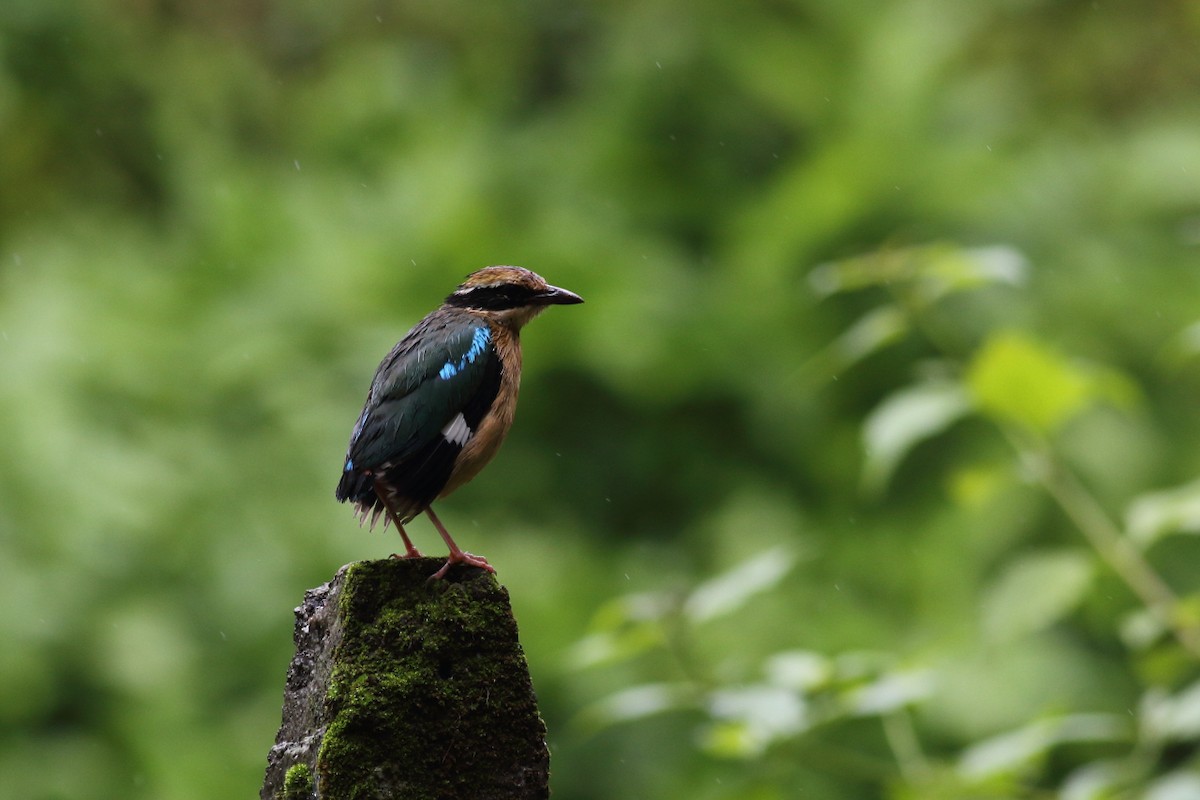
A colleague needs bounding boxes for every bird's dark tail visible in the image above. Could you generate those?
[335,469,375,505]
[336,470,391,529]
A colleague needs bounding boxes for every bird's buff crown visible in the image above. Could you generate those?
[444,266,583,314]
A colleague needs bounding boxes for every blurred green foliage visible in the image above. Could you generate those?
[3,1,1200,798]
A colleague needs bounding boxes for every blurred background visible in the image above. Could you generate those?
[3,1,1200,798]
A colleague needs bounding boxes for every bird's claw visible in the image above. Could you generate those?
[429,550,495,581]
[389,547,424,560]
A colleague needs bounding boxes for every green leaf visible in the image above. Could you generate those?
[959,720,1057,781]
[981,549,1095,642]
[698,721,765,760]
[966,332,1112,435]
[948,463,1010,508]
[565,624,665,670]
[1125,478,1200,546]
[862,379,971,492]
[1119,607,1166,651]
[828,305,909,368]
[1059,761,1127,800]
[845,668,936,716]
[1145,771,1200,800]
[1140,680,1200,742]
[576,683,697,731]
[808,242,1027,300]
[566,591,673,669]
[764,650,835,691]
[700,685,808,758]
[684,546,798,623]
[958,714,1128,781]
[1162,320,1200,367]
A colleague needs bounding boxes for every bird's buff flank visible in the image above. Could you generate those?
[335,266,583,579]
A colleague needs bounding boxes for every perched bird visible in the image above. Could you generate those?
[335,266,583,579]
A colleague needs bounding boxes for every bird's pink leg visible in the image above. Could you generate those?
[387,522,423,561]
[374,485,423,559]
[425,505,495,579]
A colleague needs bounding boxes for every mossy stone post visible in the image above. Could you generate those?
[261,559,549,800]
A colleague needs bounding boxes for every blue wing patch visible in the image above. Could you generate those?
[439,326,491,380]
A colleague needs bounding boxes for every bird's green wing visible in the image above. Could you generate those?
[343,317,499,472]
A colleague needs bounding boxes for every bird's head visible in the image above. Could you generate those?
[444,266,583,329]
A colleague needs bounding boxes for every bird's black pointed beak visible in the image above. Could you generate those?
[538,285,584,305]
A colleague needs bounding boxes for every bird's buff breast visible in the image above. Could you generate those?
[440,337,521,497]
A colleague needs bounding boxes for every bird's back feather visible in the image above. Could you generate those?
[336,310,503,521]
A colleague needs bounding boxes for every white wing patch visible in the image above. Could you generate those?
[441,413,474,447]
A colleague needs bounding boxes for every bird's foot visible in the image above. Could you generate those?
[388,545,424,560]
[429,550,495,581]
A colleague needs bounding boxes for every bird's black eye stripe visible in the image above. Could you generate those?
[445,284,541,310]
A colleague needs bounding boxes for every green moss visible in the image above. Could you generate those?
[280,762,314,800]
[315,558,548,799]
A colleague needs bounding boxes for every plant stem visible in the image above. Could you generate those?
[1018,434,1200,659]
[882,709,931,784]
